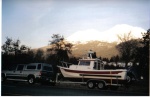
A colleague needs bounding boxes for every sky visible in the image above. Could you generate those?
[2,0,150,49]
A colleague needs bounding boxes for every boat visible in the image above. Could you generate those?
[57,50,128,85]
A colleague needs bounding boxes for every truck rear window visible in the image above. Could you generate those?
[43,66,52,71]
[37,64,41,70]
[27,65,36,69]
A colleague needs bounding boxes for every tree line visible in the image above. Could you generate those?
[1,29,149,80]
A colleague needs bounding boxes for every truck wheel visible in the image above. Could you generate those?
[87,81,95,89]
[28,76,35,84]
[97,81,106,90]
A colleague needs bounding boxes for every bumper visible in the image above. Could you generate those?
[35,76,52,83]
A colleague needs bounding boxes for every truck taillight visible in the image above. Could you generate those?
[39,71,42,76]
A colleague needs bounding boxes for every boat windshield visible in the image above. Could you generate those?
[79,61,90,66]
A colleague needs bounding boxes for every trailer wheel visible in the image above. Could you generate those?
[97,81,106,90]
[87,81,95,89]
[126,75,131,83]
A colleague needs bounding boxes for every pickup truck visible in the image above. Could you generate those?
[2,63,55,84]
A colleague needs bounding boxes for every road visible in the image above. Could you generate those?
[1,81,149,96]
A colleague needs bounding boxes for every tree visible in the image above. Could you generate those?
[48,34,73,62]
[117,31,133,42]
[137,29,149,80]
[102,57,109,62]
[34,49,44,62]
[2,37,30,55]
[2,37,33,69]
[110,55,120,63]
[2,37,13,55]
[116,32,141,67]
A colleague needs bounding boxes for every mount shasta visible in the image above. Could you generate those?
[37,24,146,58]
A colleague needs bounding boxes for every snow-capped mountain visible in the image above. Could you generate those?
[34,24,146,58]
[66,24,146,44]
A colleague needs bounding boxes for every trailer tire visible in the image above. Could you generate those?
[126,75,131,83]
[97,81,106,90]
[87,81,95,89]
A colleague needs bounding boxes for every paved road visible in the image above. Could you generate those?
[1,82,149,96]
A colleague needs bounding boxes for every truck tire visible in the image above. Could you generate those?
[97,81,106,90]
[28,76,35,84]
[87,81,95,89]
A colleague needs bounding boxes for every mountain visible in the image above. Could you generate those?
[34,24,146,59]
[66,24,146,44]
[34,41,118,59]
[71,41,119,59]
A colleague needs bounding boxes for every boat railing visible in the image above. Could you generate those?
[60,61,73,68]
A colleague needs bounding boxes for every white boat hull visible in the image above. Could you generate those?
[58,66,127,81]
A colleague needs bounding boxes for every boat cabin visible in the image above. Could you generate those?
[69,50,104,70]
[69,59,104,70]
